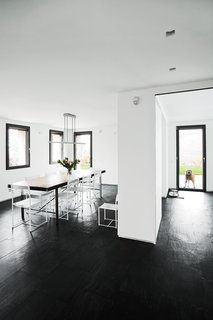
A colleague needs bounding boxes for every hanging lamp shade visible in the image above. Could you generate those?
[48,113,84,145]
[63,113,75,144]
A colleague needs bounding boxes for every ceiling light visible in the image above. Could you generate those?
[63,113,76,144]
[49,113,84,145]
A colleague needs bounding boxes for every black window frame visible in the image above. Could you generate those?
[74,131,93,168]
[6,123,30,170]
[49,129,64,164]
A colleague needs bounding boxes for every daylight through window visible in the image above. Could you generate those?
[6,124,30,169]
[49,130,63,164]
[74,132,92,169]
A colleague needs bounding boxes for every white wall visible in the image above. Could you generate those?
[118,89,157,243]
[161,112,168,197]
[92,125,118,185]
[168,119,213,191]
[0,118,117,202]
[155,101,162,237]
[118,79,213,244]
[156,97,168,198]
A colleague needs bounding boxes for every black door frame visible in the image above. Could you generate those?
[176,125,206,192]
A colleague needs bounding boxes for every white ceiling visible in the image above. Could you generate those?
[157,88,213,122]
[0,0,213,128]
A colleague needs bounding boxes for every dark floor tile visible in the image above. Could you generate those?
[4,290,68,320]
[0,187,213,319]
[37,262,92,302]
[63,290,114,320]
[0,270,41,318]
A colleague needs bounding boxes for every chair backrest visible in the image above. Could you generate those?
[92,170,101,183]
[67,174,79,189]
[10,183,30,194]
[10,182,31,206]
[81,175,92,184]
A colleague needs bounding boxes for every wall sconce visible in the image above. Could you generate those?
[133,96,140,105]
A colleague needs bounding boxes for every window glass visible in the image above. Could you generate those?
[49,130,63,164]
[74,132,92,169]
[6,124,30,169]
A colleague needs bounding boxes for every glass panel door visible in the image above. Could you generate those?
[176,125,206,191]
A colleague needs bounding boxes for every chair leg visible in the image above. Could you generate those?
[45,201,48,223]
[89,189,91,205]
[12,205,14,229]
[81,192,84,213]
[29,209,32,232]
[115,210,118,229]
[66,204,69,220]
[98,208,100,226]
[66,196,69,220]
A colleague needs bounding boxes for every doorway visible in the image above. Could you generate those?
[176,125,206,191]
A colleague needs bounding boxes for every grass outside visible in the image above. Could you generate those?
[80,162,90,170]
[179,165,202,175]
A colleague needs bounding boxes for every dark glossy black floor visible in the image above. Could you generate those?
[0,187,213,319]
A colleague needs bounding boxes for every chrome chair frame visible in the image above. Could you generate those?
[98,194,118,229]
[11,184,48,232]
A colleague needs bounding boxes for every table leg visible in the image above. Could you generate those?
[55,188,59,225]
[99,174,102,198]
[21,208,25,220]
[21,190,25,220]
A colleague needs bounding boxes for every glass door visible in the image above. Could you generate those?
[176,125,206,191]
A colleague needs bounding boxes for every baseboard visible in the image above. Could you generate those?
[0,198,12,208]
[0,196,20,208]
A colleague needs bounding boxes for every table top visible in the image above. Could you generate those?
[8,169,106,191]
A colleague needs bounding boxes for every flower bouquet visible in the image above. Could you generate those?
[57,158,80,174]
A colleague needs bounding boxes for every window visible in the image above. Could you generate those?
[6,123,30,170]
[74,131,92,169]
[49,130,63,164]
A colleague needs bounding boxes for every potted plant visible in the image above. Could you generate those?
[57,158,80,174]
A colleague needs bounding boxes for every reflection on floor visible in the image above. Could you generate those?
[0,187,213,319]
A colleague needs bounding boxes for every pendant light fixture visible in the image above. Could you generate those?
[49,113,84,160]
[49,113,84,145]
[63,113,76,144]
